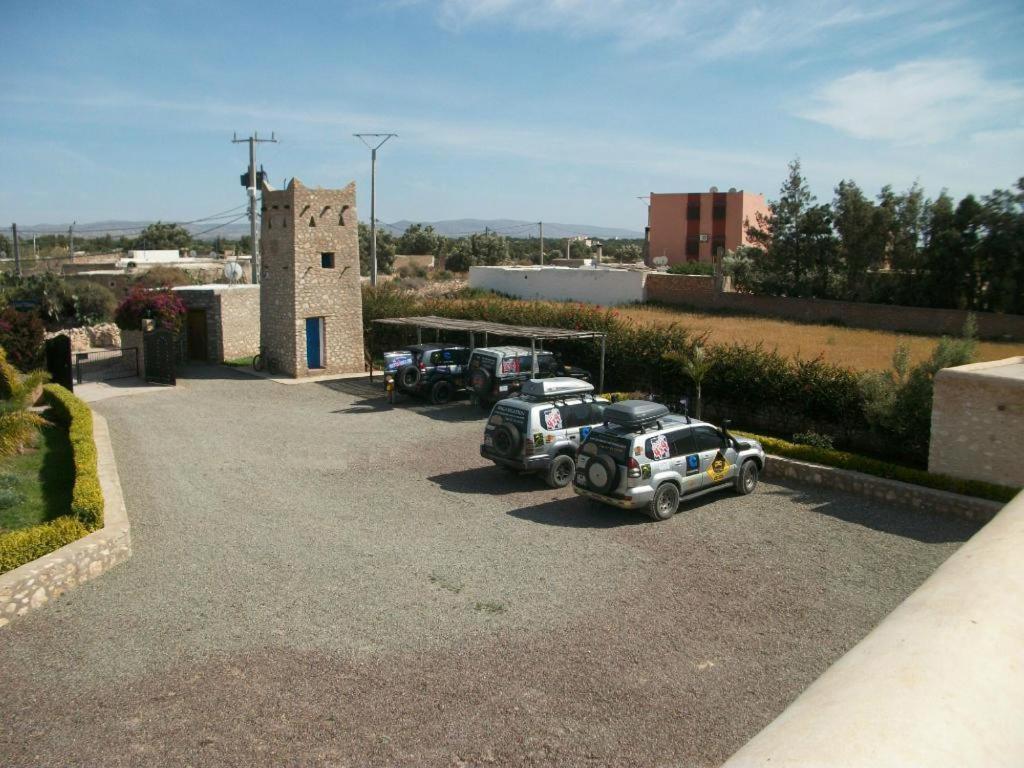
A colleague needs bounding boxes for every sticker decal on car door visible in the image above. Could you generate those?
[706,451,730,483]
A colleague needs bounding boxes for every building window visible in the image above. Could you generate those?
[321,252,335,268]
[685,237,700,258]
[686,202,700,221]
[712,203,726,221]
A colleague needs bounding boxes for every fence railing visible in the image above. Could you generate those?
[75,347,139,384]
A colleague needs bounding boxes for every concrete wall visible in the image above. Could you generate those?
[723,488,1024,768]
[469,265,646,306]
[929,357,1024,488]
[261,178,364,377]
[644,274,1024,340]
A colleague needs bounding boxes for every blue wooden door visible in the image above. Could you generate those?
[306,317,322,369]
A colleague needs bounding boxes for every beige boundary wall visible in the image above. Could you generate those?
[929,357,1024,488]
[723,487,1024,768]
[644,273,1024,340]
[0,413,131,628]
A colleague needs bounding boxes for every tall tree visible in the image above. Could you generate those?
[397,223,440,256]
[132,222,192,251]
[833,180,887,300]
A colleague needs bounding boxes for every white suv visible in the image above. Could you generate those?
[573,400,766,521]
[480,378,609,488]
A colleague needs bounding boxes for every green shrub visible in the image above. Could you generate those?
[792,430,835,450]
[667,262,715,276]
[737,430,1018,503]
[0,515,90,573]
[71,282,117,325]
[0,308,45,370]
[42,384,103,530]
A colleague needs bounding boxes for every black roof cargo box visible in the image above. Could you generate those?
[603,400,670,430]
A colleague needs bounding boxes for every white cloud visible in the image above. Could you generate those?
[429,0,947,57]
[798,59,1024,144]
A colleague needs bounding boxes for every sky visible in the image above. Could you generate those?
[2,0,1023,233]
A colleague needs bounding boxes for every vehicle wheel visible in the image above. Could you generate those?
[493,424,521,457]
[398,364,421,390]
[430,380,453,404]
[585,454,618,494]
[734,459,759,495]
[647,482,680,522]
[546,454,575,489]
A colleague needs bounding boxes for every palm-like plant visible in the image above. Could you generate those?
[0,346,49,459]
[665,344,714,419]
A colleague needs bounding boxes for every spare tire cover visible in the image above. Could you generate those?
[585,454,618,493]
[493,424,521,457]
[469,368,492,394]
[398,365,421,388]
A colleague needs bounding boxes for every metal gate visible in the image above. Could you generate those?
[75,348,140,384]
[144,330,177,385]
[45,335,74,391]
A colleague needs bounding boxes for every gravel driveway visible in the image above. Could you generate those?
[0,367,979,767]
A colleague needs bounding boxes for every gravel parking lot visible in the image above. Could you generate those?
[0,367,979,767]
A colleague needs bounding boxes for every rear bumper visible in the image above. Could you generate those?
[480,446,550,471]
[573,485,645,509]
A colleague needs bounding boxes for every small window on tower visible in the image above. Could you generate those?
[309,217,316,227]
[321,252,335,268]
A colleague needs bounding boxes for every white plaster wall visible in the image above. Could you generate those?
[469,266,645,306]
[723,489,1024,768]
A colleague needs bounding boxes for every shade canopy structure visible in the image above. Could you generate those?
[373,315,607,392]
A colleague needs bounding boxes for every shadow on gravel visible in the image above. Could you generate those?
[428,466,542,495]
[764,482,979,543]
[507,496,647,528]
[322,379,485,423]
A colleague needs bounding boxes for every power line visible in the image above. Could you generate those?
[16,204,251,236]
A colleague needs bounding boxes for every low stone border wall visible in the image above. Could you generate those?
[766,454,1003,524]
[0,413,131,628]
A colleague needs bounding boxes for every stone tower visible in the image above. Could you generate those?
[259,178,364,377]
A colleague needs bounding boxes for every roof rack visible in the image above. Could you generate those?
[520,377,594,401]
[603,400,670,432]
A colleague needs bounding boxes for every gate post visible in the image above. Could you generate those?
[45,335,74,391]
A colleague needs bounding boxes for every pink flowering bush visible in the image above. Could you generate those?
[114,287,186,332]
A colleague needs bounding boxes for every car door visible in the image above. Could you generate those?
[668,429,702,494]
[692,425,736,488]
[449,348,470,384]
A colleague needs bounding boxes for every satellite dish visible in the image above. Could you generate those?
[653,256,669,266]
[223,261,243,284]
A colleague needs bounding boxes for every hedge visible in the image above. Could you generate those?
[0,516,90,574]
[42,384,103,530]
[737,430,1019,504]
[0,385,103,575]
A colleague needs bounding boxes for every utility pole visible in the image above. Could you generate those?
[565,237,570,260]
[233,131,278,284]
[11,224,21,276]
[538,221,544,265]
[68,222,75,262]
[354,133,397,287]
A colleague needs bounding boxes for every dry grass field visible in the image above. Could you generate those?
[618,305,1024,371]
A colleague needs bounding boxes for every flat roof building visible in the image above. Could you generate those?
[647,188,769,266]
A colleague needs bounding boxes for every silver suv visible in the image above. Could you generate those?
[573,400,766,521]
[467,346,592,406]
[480,378,609,488]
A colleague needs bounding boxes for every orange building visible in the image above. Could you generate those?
[646,187,769,265]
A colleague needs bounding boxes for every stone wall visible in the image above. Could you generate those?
[767,455,1002,524]
[45,323,121,352]
[929,358,1024,488]
[217,285,260,361]
[260,178,364,377]
[0,413,131,628]
[643,273,1024,340]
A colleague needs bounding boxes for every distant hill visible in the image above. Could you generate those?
[24,217,642,241]
[384,219,642,240]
